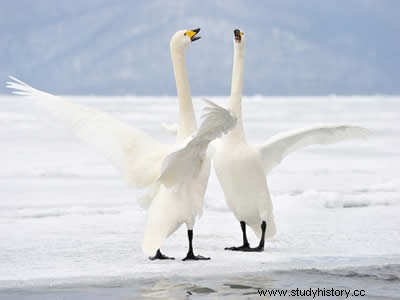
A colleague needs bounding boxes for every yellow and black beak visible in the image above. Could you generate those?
[234,29,243,43]
[185,28,201,42]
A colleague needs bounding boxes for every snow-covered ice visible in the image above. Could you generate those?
[0,95,399,297]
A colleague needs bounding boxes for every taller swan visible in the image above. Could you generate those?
[213,29,369,252]
[7,28,218,261]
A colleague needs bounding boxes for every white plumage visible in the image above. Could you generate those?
[142,100,236,256]
[6,28,223,260]
[7,76,168,189]
[158,99,236,188]
[213,30,370,251]
[258,124,370,173]
[7,76,235,258]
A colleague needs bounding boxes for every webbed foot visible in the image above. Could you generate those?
[243,245,264,252]
[182,252,211,261]
[224,242,251,251]
[149,249,175,260]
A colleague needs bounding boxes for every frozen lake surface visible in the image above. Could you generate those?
[0,95,399,298]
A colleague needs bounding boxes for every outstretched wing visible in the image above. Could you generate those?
[6,76,168,188]
[257,124,370,173]
[158,98,236,187]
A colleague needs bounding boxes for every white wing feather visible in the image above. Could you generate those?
[6,76,168,188]
[158,98,236,187]
[257,124,370,173]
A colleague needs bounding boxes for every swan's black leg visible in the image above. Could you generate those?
[182,229,210,261]
[149,249,174,260]
[225,221,252,251]
[244,221,266,252]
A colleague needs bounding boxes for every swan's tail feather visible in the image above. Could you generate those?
[142,216,180,256]
[141,189,182,256]
[142,227,169,256]
[265,216,277,239]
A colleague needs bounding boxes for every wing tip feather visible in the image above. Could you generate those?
[345,126,372,139]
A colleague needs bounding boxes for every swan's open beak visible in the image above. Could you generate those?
[186,28,201,42]
[234,29,242,43]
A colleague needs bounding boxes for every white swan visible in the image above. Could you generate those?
[213,29,370,252]
[6,28,221,261]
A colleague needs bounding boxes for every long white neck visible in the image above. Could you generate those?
[228,43,246,141]
[170,46,197,143]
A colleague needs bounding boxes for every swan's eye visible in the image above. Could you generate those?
[184,32,186,36]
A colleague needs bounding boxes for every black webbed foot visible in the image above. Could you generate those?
[149,249,175,261]
[243,245,264,252]
[224,242,251,251]
[182,252,210,261]
[183,229,211,261]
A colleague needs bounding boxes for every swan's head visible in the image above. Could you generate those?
[170,28,201,52]
[233,29,245,47]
